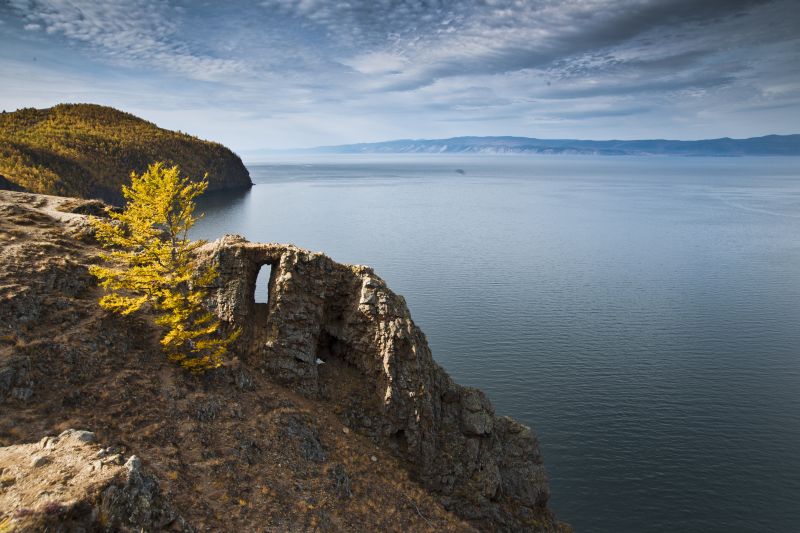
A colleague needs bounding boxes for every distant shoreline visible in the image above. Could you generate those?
[239,151,800,164]
[244,134,800,158]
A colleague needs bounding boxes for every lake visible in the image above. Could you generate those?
[192,154,800,532]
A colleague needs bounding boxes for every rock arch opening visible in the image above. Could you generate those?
[254,263,273,304]
[252,262,276,332]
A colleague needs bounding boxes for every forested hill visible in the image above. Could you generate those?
[0,104,252,204]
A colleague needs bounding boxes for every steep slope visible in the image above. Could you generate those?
[198,236,559,530]
[0,104,252,203]
[0,190,568,532]
[0,191,476,532]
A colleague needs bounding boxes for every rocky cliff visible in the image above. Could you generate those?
[0,104,253,204]
[0,190,566,532]
[198,237,556,530]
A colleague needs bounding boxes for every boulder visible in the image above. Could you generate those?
[0,430,191,532]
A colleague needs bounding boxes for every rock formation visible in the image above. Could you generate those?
[198,236,556,530]
[0,190,566,532]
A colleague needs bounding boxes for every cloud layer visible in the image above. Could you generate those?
[1,0,798,149]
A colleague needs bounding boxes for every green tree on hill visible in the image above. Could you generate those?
[89,162,239,371]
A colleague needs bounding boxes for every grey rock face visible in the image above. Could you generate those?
[282,412,326,463]
[0,355,33,404]
[59,428,96,443]
[198,235,557,530]
[0,430,192,532]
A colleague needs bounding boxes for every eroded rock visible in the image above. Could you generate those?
[0,430,191,532]
[198,236,558,530]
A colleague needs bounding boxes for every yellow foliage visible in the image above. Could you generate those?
[90,162,239,371]
[0,104,247,203]
[0,516,15,533]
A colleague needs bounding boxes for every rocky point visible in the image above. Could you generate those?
[0,190,567,532]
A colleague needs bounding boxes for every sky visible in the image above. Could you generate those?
[1,0,799,151]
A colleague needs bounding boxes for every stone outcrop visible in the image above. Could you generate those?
[0,429,190,532]
[0,190,564,532]
[198,236,557,531]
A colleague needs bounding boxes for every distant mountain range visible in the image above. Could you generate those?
[269,134,800,157]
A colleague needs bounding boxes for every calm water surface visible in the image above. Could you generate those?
[193,155,800,532]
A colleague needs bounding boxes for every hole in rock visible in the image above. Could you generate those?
[390,428,408,454]
[252,263,276,332]
[316,329,371,408]
[254,264,273,304]
[316,329,347,361]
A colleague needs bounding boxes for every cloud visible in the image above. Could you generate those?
[342,52,408,75]
[7,0,245,81]
[0,0,798,147]
[257,0,779,92]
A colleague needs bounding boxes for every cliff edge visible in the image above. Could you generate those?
[0,104,252,204]
[0,190,566,532]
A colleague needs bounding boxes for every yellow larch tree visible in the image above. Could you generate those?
[89,162,239,371]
